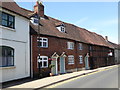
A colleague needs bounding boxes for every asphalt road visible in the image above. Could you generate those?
[47,66,118,88]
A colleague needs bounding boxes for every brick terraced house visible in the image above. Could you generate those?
[22,2,115,78]
[0,1,116,80]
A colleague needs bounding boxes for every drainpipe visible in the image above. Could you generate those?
[75,41,78,71]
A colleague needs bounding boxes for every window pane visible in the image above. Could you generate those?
[34,19,38,24]
[0,12,2,25]
[38,42,42,47]
[2,20,7,26]
[2,13,7,20]
[40,62,42,68]
[44,58,47,60]
[0,57,2,66]
[43,39,47,41]
[2,57,7,66]
[44,61,47,67]
[9,15,14,22]
[8,21,14,28]
[43,42,47,47]
[7,57,13,66]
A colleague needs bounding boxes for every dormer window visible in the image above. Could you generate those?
[55,22,66,33]
[60,26,65,33]
[30,17,38,25]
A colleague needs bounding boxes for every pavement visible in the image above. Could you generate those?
[5,65,118,89]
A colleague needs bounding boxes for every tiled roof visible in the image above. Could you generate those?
[1,1,115,49]
[0,1,29,19]
[30,16,114,48]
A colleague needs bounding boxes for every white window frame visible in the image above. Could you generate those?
[67,42,74,50]
[37,56,48,68]
[79,43,83,50]
[37,37,48,48]
[68,55,74,65]
[79,55,83,64]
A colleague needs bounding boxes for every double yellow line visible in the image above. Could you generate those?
[45,65,118,88]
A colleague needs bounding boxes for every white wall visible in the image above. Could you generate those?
[0,9,30,83]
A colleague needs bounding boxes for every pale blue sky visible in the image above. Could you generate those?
[16,2,118,44]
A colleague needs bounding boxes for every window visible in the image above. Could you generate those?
[0,12,15,29]
[30,17,38,25]
[37,56,48,68]
[67,42,74,50]
[37,37,48,48]
[89,46,93,51]
[61,26,65,32]
[79,55,83,64]
[0,46,14,67]
[79,43,83,50]
[56,24,66,33]
[68,55,74,64]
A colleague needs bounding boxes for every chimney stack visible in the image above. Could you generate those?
[34,1,44,17]
[105,36,108,41]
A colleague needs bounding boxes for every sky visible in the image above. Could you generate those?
[16,1,118,44]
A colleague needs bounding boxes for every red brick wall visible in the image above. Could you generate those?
[32,35,89,75]
[31,34,115,76]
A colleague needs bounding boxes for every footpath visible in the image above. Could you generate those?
[6,65,118,89]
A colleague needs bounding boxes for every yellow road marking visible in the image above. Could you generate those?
[45,65,118,88]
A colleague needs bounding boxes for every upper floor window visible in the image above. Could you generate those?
[79,55,83,64]
[37,56,48,68]
[68,55,74,65]
[89,46,93,51]
[30,17,38,25]
[67,42,74,50]
[0,46,14,67]
[0,12,15,29]
[60,26,65,33]
[56,22,66,33]
[37,37,48,48]
[79,43,83,50]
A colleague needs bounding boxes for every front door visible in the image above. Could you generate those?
[51,58,58,75]
[60,57,65,74]
[85,56,90,70]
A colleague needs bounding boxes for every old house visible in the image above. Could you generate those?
[25,2,115,78]
[0,1,30,82]
[0,1,116,81]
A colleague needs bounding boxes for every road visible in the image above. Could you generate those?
[46,66,118,88]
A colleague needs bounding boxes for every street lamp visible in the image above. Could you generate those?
[38,54,41,78]
[37,0,42,78]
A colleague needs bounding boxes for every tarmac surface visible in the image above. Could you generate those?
[46,66,118,88]
[2,65,119,89]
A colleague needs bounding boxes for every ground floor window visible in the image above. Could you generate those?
[0,46,14,67]
[37,56,48,68]
[68,55,74,64]
[79,55,83,64]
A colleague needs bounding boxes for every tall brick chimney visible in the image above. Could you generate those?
[34,1,44,17]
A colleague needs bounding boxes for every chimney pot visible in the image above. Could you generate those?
[34,1,44,17]
[105,36,108,41]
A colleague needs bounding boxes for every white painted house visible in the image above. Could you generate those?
[0,1,30,82]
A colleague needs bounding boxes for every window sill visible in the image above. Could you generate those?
[68,64,74,65]
[37,46,48,48]
[68,49,74,50]
[0,66,16,70]
[0,25,16,32]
